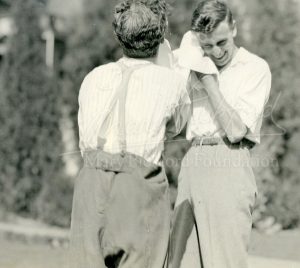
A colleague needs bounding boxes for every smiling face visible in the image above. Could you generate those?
[197,20,237,70]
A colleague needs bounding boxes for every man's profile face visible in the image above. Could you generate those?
[197,20,237,70]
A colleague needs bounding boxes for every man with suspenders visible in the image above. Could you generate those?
[69,1,190,267]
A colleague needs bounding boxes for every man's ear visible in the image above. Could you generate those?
[232,20,237,38]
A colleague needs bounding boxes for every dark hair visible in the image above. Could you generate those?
[191,0,233,34]
[113,0,168,58]
[138,0,169,30]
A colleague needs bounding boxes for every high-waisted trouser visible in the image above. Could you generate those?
[69,150,171,268]
[175,144,257,268]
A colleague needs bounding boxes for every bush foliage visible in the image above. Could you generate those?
[0,0,299,229]
[0,0,71,226]
[235,0,300,229]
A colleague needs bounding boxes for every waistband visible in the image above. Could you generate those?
[82,149,158,173]
[191,136,255,149]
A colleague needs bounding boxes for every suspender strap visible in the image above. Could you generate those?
[117,62,141,152]
[96,61,149,152]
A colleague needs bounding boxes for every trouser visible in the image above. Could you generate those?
[69,150,171,268]
[175,144,257,268]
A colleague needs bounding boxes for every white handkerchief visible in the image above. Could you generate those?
[176,31,218,75]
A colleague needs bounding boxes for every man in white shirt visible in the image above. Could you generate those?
[69,1,190,267]
[174,1,271,268]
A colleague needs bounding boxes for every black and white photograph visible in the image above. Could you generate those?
[0,0,300,267]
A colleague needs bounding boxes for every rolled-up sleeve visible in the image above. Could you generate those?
[77,71,97,153]
[166,80,191,139]
[235,61,272,138]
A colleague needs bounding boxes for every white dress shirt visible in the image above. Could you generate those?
[184,47,272,143]
[78,57,190,164]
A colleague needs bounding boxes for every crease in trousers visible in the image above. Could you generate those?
[173,142,257,268]
[69,150,171,268]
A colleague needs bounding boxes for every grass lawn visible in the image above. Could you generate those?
[250,230,300,262]
[0,238,67,268]
[0,229,300,268]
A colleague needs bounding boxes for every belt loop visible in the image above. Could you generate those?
[199,137,204,149]
[120,149,126,158]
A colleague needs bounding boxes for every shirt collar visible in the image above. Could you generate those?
[119,56,155,67]
[229,47,252,67]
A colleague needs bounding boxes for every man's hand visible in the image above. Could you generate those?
[196,73,219,92]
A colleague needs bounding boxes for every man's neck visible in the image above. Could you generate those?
[124,55,157,64]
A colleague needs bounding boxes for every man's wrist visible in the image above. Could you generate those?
[200,75,219,93]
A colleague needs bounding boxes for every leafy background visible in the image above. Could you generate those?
[0,0,299,230]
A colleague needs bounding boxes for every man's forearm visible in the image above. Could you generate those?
[202,76,247,143]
